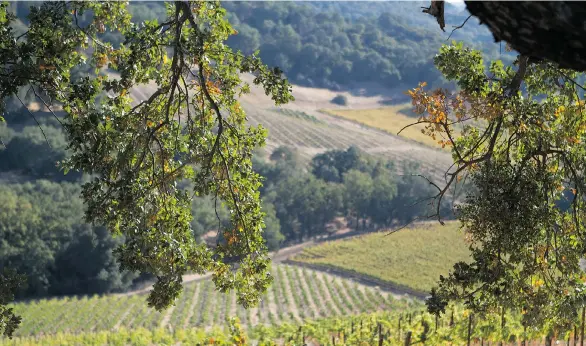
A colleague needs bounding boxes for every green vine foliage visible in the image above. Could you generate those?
[0,0,293,336]
[409,42,586,329]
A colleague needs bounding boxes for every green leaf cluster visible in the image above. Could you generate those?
[426,42,586,328]
[0,1,294,328]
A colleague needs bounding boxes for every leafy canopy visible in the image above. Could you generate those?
[0,0,293,337]
[409,41,586,328]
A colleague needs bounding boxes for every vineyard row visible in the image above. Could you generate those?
[10,265,412,338]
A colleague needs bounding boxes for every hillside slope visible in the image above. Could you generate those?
[10,265,409,337]
[292,222,470,294]
[121,72,452,181]
[238,74,453,181]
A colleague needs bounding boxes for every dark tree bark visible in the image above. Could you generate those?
[422,1,445,31]
[426,1,586,71]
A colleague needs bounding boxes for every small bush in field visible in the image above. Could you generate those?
[331,95,348,106]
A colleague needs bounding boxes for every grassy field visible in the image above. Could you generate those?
[8,265,408,338]
[322,105,449,149]
[292,222,470,294]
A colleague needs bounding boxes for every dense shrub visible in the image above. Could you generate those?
[331,94,348,105]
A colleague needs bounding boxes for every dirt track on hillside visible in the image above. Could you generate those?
[118,239,318,296]
[120,221,440,297]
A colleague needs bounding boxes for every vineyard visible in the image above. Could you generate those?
[292,222,470,294]
[242,102,451,182]
[4,305,582,345]
[321,105,443,149]
[126,76,453,182]
[271,108,323,124]
[8,265,412,338]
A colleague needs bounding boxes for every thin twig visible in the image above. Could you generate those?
[29,86,63,126]
[219,150,252,253]
[385,217,420,236]
[15,94,51,148]
[74,10,109,50]
[557,68,586,92]
[402,173,442,194]
[397,120,428,135]
[197,64,224,176]
[214,187,222,235]
[447,15,472,41]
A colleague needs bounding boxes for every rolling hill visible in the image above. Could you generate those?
[320,105,447,149]
[291,222,470,295]
[237,74,453,182]
[118,72,453,182]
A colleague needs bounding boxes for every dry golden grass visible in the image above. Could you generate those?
[322,105,452,149]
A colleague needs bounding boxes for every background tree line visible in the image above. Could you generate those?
[223,1,513,92]
[254,146,450,247]
[7,1,513,94]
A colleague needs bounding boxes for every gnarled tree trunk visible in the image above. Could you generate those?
[425,1,586,71]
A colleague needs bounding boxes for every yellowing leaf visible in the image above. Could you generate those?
[533,278,544,288]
